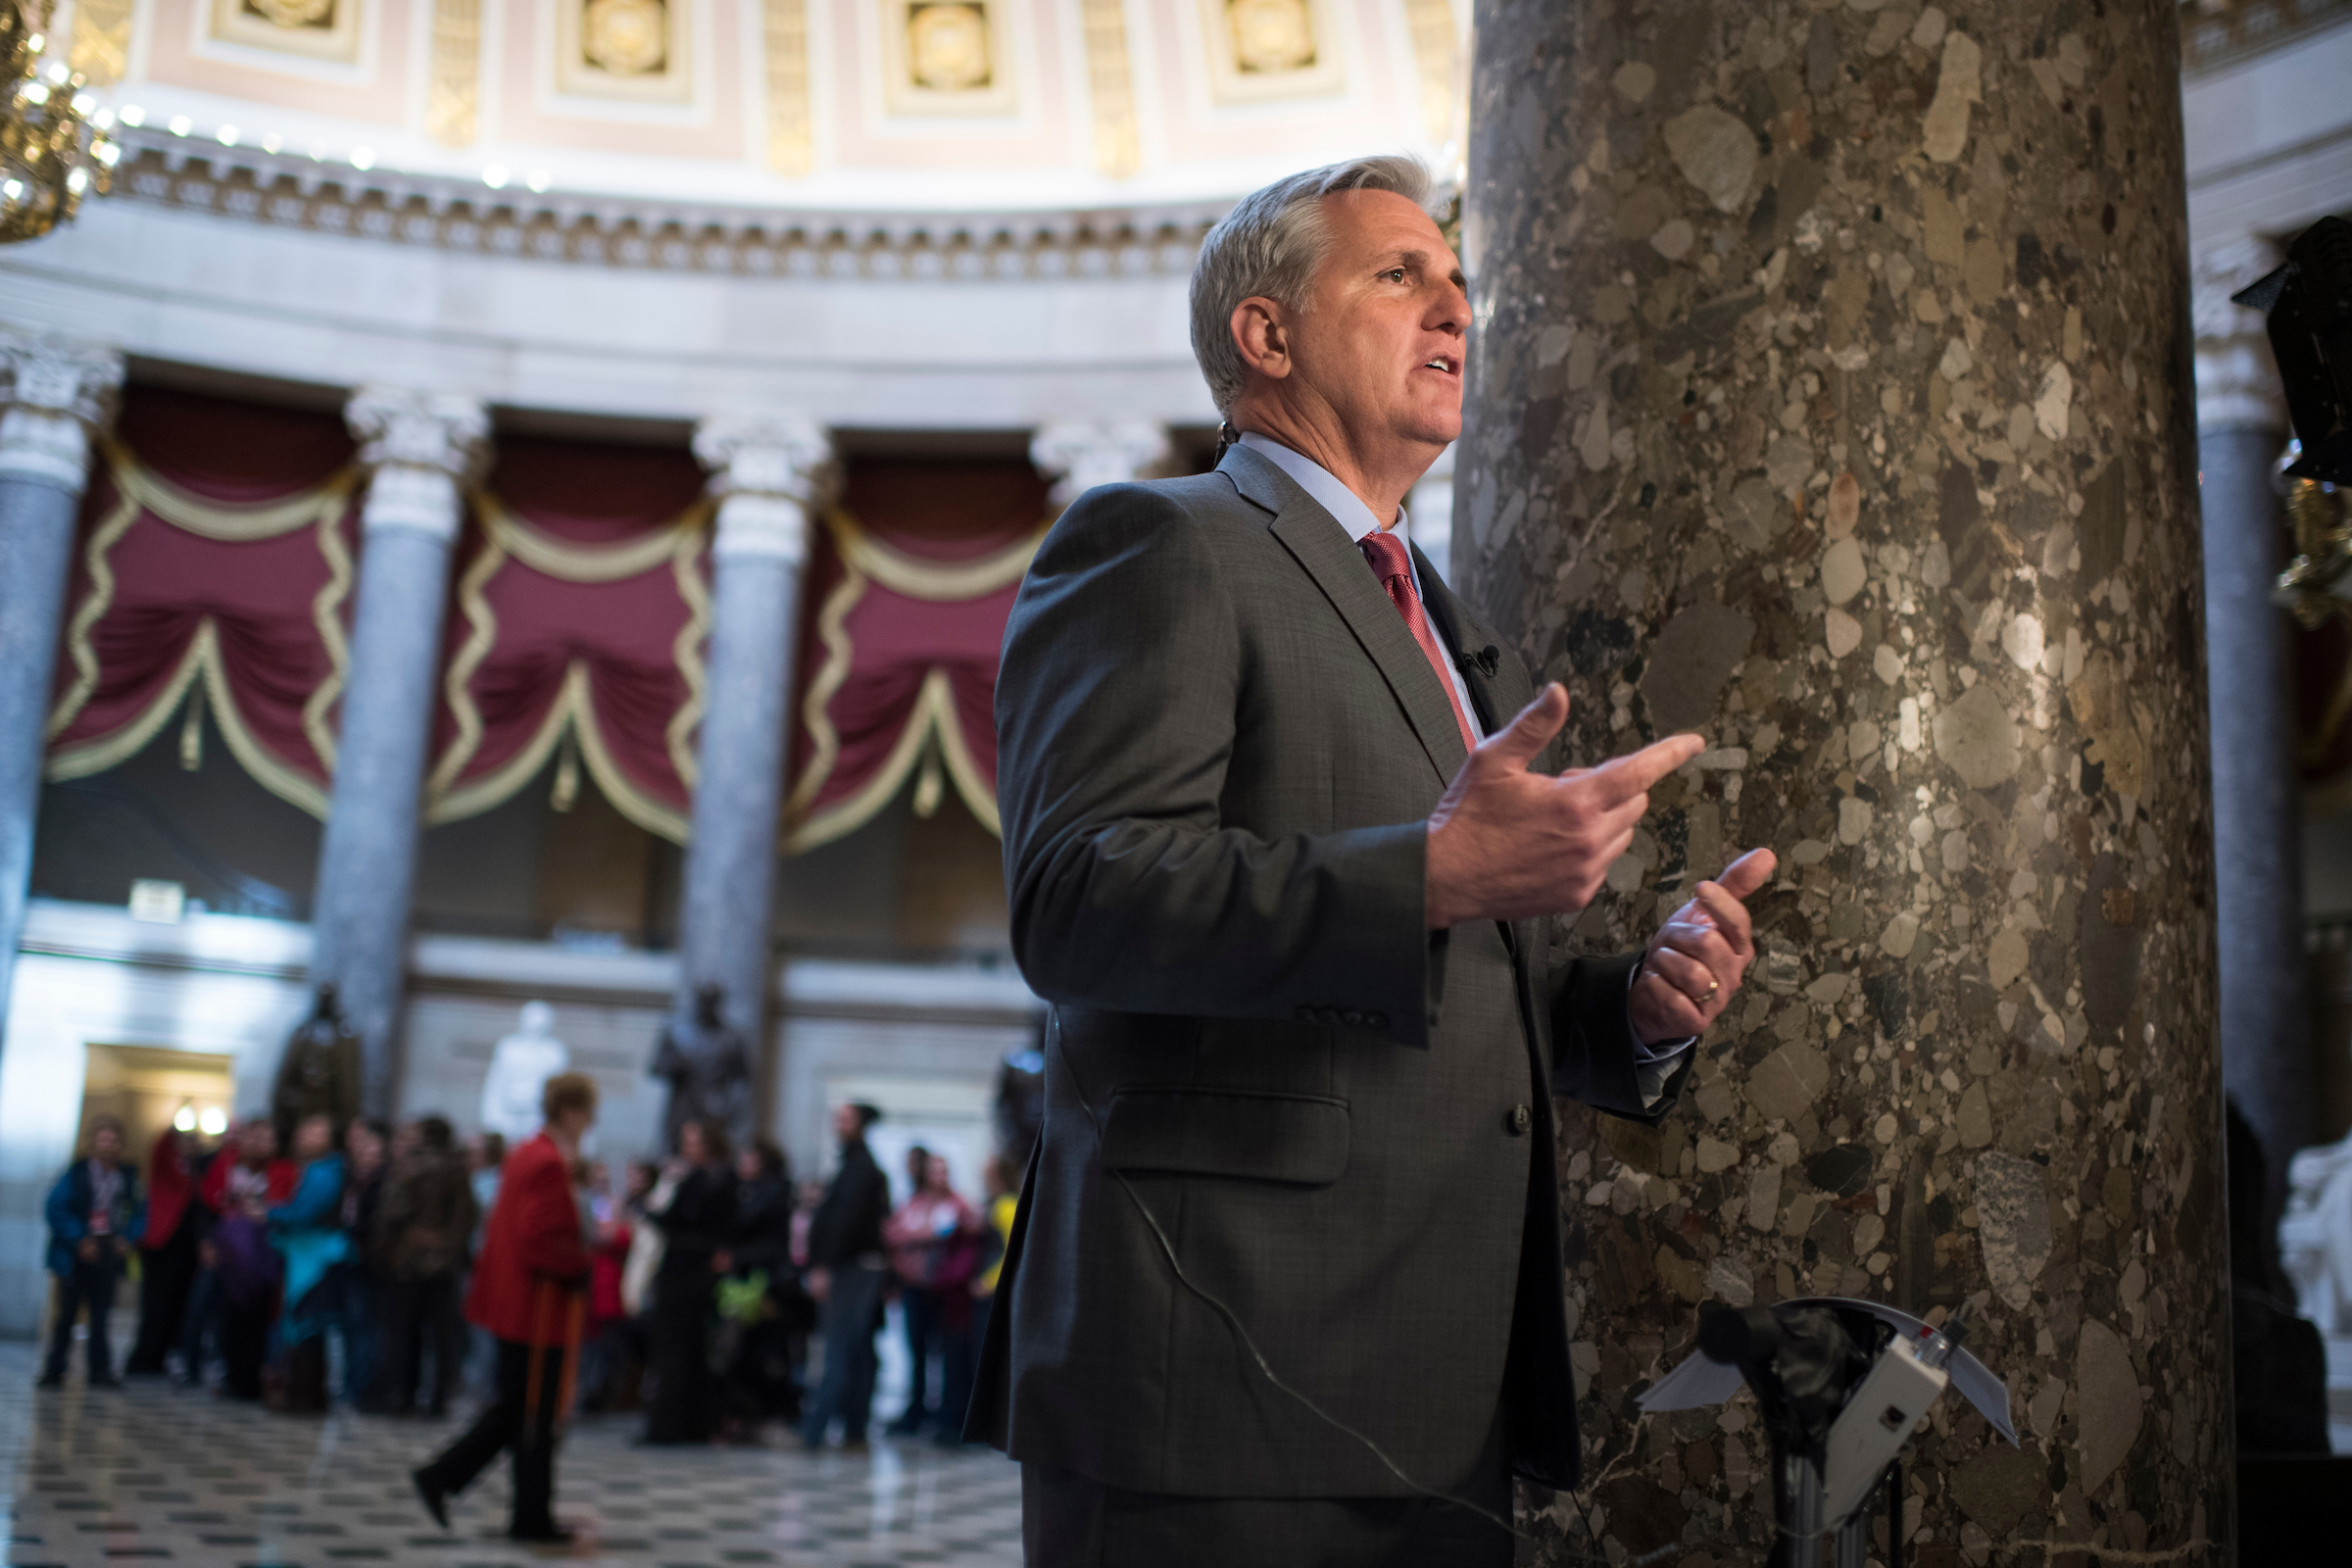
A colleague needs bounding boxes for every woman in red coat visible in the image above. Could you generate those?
[411,1073,597,1544]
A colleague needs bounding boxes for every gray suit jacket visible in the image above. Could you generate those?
[970,444,1690,1498]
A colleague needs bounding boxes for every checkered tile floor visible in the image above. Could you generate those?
[0,1347,1024,1568]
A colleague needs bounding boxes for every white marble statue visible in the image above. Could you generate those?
[478,1002,569,1142]
[2282,1137,2352,1337]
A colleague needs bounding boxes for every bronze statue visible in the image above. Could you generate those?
[272,982,362,1145]
[650,983,754,1151]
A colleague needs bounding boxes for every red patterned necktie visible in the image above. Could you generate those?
[1358,529,1477,754]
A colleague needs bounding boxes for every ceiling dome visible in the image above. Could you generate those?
[2,1,1470,429]
[62,0,1466,216]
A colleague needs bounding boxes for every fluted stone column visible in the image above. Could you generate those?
[2194,240,2306,1247]
[1461,2,2228,1560]
[674,416,832,1051]
[311,389,488,1116]
[0,331,122,1045]
[1029,419,1172,507]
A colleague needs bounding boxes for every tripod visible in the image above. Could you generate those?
[1769,1443,1899,1568]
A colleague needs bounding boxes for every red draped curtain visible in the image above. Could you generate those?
[48,390,1045,855]
[426,438,710,842]
[784,461,1048,851]
[46,386,360,814]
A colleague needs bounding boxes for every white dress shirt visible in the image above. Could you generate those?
[1238,430,1692,1106]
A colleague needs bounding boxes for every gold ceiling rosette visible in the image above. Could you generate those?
[207,0,362,62]
[883,0,1013,116]
[559,0,691,102]
[583,0,667,76]
[907,2,989,90]
[1200,0,1342,103]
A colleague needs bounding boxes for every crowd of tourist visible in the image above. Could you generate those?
[36,1099,1021,1461]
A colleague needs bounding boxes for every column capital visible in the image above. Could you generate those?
[345,386,490,541]
[1030,419,1172,506]
[2194,237,2288,436]
[693,413,833,564]
[0,328,124,492]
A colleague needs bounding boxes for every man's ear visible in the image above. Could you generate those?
[1230,296,1292,381]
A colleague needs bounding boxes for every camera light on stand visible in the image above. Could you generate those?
[482,163,509,189]
[168,115,191,136]
[172,1103,196,1134]
[217,124,239,146]
[199,1106,228,1138]
[350,146,374,171]
[118,104,143,126]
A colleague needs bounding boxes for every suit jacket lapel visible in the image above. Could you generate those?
[1413,546,1530,736]
[1220,447,1468,788]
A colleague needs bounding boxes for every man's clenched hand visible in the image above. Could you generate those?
[1629,848,1779,1044]
[1425,683,1702,929]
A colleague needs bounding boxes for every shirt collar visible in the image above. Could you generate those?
[1236,431,1407,544]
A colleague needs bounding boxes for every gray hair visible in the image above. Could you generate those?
[1188,156,1437,416]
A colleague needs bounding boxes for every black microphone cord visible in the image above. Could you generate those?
[1049,1015,1529,1543]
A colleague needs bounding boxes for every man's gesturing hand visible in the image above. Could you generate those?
[1425,683,1703,929]
[1629,847,1779,1044]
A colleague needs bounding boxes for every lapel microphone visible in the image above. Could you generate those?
[1454,644,1500,677]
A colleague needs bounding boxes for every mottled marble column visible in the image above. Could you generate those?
[311,389,488,1116]
[1029,419,1172,507]
[2193,241,2306,1248]
[1459,2,2228,1560]
[0,331,122,1045]
[673,416,833,1050]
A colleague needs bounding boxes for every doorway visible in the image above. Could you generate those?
[78,1044,235,1162]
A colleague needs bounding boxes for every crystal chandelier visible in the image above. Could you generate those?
[2,0,119,244]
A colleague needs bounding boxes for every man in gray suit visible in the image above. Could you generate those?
[976,156,1777,1567]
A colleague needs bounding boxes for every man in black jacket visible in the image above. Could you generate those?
[798,1103,890,1451]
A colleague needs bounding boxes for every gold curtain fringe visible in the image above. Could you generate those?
[784,553,867,828]
[302,508,356,773]
[825,509,1044,601]
[666,542,713,792]
[424,660,692,844]
[474,492,710,582]
[46,619,335,819]
[784,668,997,853]
[46,484,142,743]
[101,438,359,540]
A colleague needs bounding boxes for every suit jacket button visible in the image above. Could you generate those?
[1506,1104,1533,1137]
